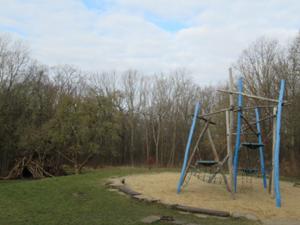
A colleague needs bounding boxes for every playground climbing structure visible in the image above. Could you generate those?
[177,68,286,208]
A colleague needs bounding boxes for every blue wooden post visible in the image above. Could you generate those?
[177,102,201,193]
[274,80,285,208]
[233,77,243,192]
[255,107,267,189]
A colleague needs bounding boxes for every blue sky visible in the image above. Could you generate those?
[0,0,299,84]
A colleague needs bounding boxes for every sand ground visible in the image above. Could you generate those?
[125,172,300,223]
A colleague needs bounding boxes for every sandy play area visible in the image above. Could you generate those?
[125,172,300,223]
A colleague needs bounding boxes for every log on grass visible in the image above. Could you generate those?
[117,185,141,196]
[176,205,230,217]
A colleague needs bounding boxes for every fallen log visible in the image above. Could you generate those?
[175,205,230,217]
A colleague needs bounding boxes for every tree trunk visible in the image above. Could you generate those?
[152,119,160,166]
[168,122,177,167]
[129,117,135,166]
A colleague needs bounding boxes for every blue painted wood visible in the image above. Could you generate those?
[177,102,201,193]
[233,77,243,192]
[274,80,285,208]
[255,107,267,189]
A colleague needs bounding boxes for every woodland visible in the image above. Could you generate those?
[0,33,299,178]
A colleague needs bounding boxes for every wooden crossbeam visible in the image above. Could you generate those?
[198,105,278,119]
[207,128,219,161]
[247,114,275,127]
[182,121,210,183]
[217,89,287,104]
[197,108,230,117]
[197,116,216,125]
[241,114,258,136]
[207,155,231,192]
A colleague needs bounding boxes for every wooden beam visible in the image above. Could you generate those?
[246,114,275,127]
[207,128,219,161]
[226,110,234,197]
[198,105,278,119]
[182,121,210,183]
[233,105,277,111]
[116,185,141,196]
[198,116,216,125]
[199,108,230,117]
[228,69,235,198]
[217,89,287,104]
[241,114,258,136]
[176,205,230,217]
[269,107,277,196]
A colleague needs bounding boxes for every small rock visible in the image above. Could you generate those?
[178,211,190,215]
[132,195,159,202]
[244,213,259,221]
[107,188,119,192]
[141,215,161,224]
[171,220,186,225]
[72,192,86,198]
[160,215,174,221]
[195,214,208,218]
[232,212,258,221]
[160,201,177,208]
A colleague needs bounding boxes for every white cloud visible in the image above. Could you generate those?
[0,0,299,85]
[114,0,205,19]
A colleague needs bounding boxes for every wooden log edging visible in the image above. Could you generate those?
[175,205,230,217]
[107,183,141,196]
[294,182,300,187]
[117,185,141,196]
[105,178,231,218]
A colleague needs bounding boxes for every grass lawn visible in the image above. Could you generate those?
[0,167,259,225]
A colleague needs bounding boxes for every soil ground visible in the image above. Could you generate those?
[125,172,300,224]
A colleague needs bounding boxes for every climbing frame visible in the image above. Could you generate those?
[177,69,286,208]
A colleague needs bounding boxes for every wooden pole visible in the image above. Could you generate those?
[226,110,234,197]
[217,89,287,104]
[233,77,243,192]
[269,107,277,196]
[207,128,219,161]
[274,80,285,208]
[255,107,267,189]
[177,102,201,193]
[182,121,210,184]
[228,68,235,198]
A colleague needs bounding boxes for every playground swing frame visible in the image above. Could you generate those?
[177,68,286,208]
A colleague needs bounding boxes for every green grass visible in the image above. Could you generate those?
[0,167,259,225]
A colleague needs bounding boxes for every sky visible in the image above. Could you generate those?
[0,0,299,84]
